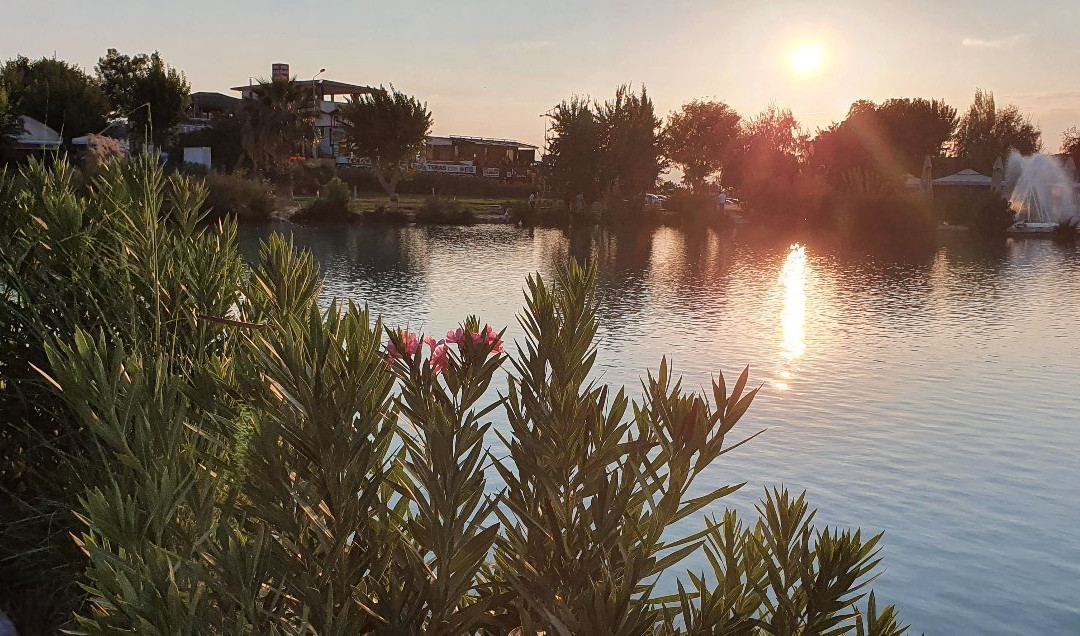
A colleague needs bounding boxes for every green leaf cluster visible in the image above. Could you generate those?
[0,157,906,635]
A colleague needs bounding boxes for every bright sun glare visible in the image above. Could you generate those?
[790,43,823,75]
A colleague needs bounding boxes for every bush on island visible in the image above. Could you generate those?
[415,195,476,224]
[293,176,354,223]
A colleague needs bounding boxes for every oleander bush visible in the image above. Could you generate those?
[0,156,906,635]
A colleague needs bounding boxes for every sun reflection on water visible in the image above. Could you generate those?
[777,243,807,388]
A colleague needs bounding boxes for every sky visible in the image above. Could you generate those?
[4,0,1080,152]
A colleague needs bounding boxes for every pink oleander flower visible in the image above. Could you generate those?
[447,324,503,354]
[481,325,503,353]
[386,329,421,362]
[427,338,451,375]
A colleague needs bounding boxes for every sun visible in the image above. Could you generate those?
[790,42,823,75]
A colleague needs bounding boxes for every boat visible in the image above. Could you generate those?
[1007,220,1058,236]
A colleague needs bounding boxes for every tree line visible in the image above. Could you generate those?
[544,86,1051,212]
[0,49,1066,218]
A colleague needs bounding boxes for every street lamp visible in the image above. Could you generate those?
[311,69,326,158]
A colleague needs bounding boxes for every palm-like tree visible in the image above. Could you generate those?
[240,77,316,184]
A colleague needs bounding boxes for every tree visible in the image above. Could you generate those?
[812,98,957,179]
[96,49,190,148]
[1062,126,1080,169]
[954,89,1041,172]
[544,95,603,205]
[0,56,108,140]
[95,48,149,114]
[175,115,246,172]
[238,76,315,182]
[598,84,662,199]
[338,86,432,199]
[662,99,742,193]
[0,81,23,152]
[728,104,807,190]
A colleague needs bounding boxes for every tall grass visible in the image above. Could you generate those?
[0,157,907,635]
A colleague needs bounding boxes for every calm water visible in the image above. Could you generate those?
[239,223,1080,635]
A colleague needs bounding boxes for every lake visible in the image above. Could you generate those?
[239,222,1080,635]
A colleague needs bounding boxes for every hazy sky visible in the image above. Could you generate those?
[4,0,1079,151]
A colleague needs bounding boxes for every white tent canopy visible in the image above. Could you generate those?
[16,116,61,147]
[932,168,992,188]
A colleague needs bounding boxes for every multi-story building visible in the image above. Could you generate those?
[231,63,373,160]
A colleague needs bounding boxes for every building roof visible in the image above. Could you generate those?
[231,79,373,96]
[933,168,992,187]
[191,91,241,113]
[15,116,61,147]
[429,135,538,149]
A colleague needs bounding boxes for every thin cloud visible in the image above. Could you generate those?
[961,34,1027,49]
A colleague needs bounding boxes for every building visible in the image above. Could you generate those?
[422,135,538,181]
[231,63,373,160]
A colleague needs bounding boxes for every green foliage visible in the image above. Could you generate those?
[835,190,935,248]
[203,171,276,221]
[328,167,534,199]
[1061,126,1080,168]
[544,95,604,205]
[239,77,316,181]
[598,84,663,199]
[173,114,247,173]
[726,105,809,217]
[663,100,742,193]
[813,98,957,179]
[96,49,191,148]
[1,158,906,634]
[415,195,477,224]
[545,86,662,211]
[663,190,721,222]
[0,156,246,631]
[954,89,1041,173]
[0,81,22,148]
[295,176,355,222]
[339,87,433,197]
[0,55,110,140]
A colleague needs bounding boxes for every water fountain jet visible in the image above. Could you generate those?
[1005,151,1080,234]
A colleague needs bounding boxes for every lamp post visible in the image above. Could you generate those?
[311,68,326,158]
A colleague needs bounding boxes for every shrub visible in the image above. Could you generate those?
[835,190,935,247]
[665,190,722,222]
[1053,218,1079,242]
[971,193,1015,236]
[934,188,1010,230]
[363,202,411,223]
[337,166,535,199]
[294,176,354,223]
[291,160,338,196]
[0,157,908,635]
[415,195,476,224]
[202,171,275,221]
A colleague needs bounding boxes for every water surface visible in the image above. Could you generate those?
[239,223,1080,634]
